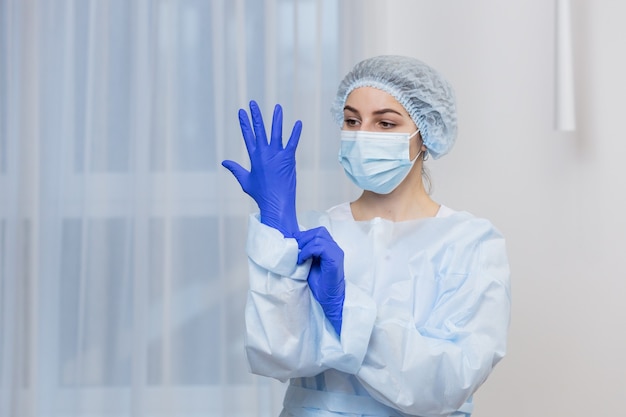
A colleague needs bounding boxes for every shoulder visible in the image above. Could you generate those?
[436,209,509,281]
[436,205,504,241]
[423,209,508,274]
[430,210,510,290]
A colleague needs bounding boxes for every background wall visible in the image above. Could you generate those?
[354,1,626,416]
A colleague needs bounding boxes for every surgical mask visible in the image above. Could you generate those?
[338,130,420,194]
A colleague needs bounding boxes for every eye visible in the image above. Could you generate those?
[343,118,360,128]
[379,120,396,129]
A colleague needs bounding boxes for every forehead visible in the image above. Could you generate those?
[344,86,407,114]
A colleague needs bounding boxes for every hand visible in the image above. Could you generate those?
[294,227,345,336]
[222,100,302,237]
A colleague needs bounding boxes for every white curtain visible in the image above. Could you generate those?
[0,0,364,416]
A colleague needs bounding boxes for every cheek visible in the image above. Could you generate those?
[409,142,418,160]
[409,137,424,160]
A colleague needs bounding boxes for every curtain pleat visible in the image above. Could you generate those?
[0,0,356,416]
[128,1,153,414]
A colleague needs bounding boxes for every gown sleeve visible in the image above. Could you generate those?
[353,219,511,416]
[244,213,377,382]
[244,211,511,417]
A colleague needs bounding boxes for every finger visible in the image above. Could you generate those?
[249,100,268,146]
[285,120,303,153]
[297,240,327,264]
[269,104,284,150]
[293,228,317,249]
[238,109,256,156]
[294,227,330,249]
[221,160,250,192]
[295,228,334,263]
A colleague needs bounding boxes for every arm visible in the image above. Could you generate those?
[244,215,376,382]
[223,103,376,380]
[354,230,511,416]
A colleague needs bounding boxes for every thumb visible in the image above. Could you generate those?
[221,160,250,191]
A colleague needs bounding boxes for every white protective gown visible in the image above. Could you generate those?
[244,203,511,417]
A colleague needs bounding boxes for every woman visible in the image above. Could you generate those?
[222,55,511,417]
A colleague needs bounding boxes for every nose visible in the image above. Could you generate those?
[357,120,376,131]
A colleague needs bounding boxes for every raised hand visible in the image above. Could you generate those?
[222,100,302,237]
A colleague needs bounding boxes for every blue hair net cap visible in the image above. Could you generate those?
[331,55,457,159]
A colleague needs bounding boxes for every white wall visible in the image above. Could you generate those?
[358,1,626,416]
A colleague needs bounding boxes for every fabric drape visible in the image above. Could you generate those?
[0,0,363,415]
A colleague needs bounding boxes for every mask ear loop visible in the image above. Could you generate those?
[408,130,423,162]
[410,151,422,163]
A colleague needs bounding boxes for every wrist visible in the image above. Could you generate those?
[260,210,299,238]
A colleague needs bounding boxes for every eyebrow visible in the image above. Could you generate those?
[343,105,404,117]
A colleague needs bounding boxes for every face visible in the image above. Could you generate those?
[343,87,425,159]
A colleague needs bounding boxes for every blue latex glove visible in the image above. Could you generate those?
[222,101,302,237]
[294,227,345,336]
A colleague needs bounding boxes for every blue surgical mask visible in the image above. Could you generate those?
[338,130,420,194]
